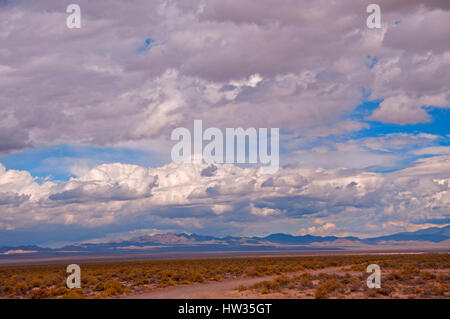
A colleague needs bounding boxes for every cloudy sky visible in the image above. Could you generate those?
[0,0,449,246]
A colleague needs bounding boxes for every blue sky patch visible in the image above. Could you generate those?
[0,144,163,182]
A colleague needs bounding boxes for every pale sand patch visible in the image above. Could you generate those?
[123,267,351,299]
[123,275,279,299]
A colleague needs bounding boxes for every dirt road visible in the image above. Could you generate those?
[123,275,278,299]
[122,266,370,299]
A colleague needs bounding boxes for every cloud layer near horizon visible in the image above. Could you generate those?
[0,0,449,244]
[0,156,448,240]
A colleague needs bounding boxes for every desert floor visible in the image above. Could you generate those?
[1,253,448,299]
[124,266,449,299]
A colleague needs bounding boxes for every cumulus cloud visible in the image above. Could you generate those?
[296,222,337,236]
[0,0,448,156]
[287,133,445,170]
[368,94,448,124]
[381,221,450,233]
[250,204,281,217]
[0,192,30,206]
[0,156,448,238]
[49,163,158,203]
[0,163,54,201]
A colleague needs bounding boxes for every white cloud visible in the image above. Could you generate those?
[381,221,450,233]
[0,0,448,154]
[250,204,280,216]
[0,155,448,238]
[413,146,450,156]
[211,204,233,215]
[368,94,448,124]
[296,222,337,236]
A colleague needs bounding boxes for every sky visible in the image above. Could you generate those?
[0,0,449,246]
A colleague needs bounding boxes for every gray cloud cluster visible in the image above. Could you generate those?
[0,0,448,154]
[0,156,448,238]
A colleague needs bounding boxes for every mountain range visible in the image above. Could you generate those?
[1,225,449,258]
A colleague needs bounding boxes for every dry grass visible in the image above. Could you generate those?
[0,253,448,299]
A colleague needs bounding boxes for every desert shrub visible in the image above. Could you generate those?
[101,280,124,296]
[14,282,29,295]
[30,279,43,288]
[350,264,366,272]
[341,273,352,285]
[317,272,330,280]
[247,269,262,277]
[402,286,422,296]
[235,285,247,292]
[82,275,97,285]
[48,286,69,297]
[297,276,314,289]
[93,282,104,291]
[387,271,403,281]
[158,276,176,287]
[421,271,436,280]
[134,277,149,286]
[400,265,419,280]
[314,286,328,299]
[438,284,447,296]
[252,280,275,293]
[61,289,84,299]
[189,273,205,283]
[30,288,48,299]
[375,284,394,297]
[276,275,292,287]
[251,275,292,294]
[212,275,222,281]
[314,278,342,299]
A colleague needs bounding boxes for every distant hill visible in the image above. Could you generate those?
[258,233,360,244]
[1,225,449,257]
[0,245,52,254]
[365,225,450,243]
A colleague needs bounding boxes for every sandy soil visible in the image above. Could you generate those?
[123,267,354,299]
[123,275,278,299]
[122,265,450,299]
